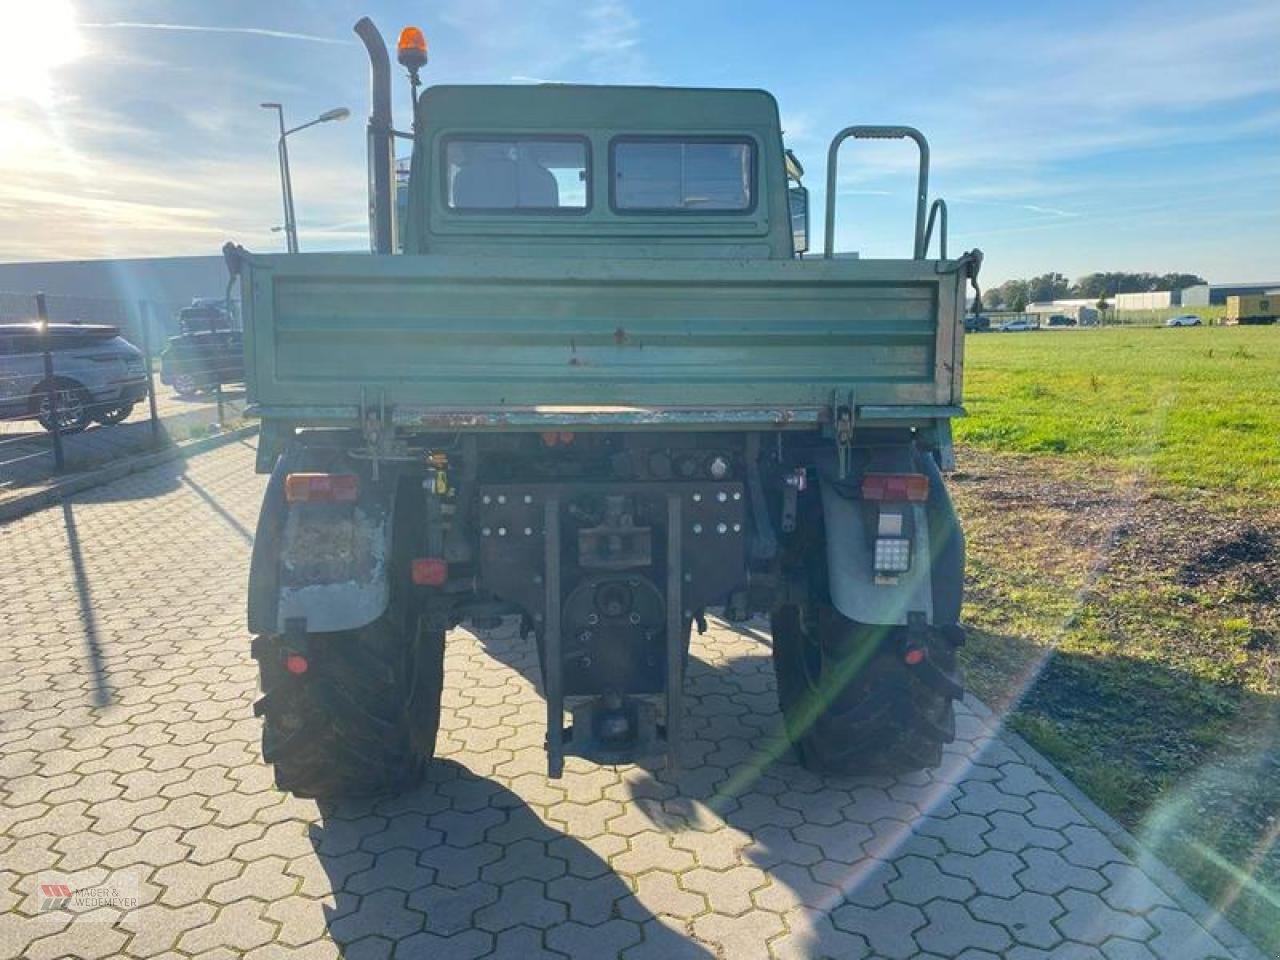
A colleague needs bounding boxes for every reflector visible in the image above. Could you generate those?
[412,557,449,586]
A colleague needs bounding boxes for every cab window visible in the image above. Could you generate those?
[611,138,755,213]
[444,137,589,212]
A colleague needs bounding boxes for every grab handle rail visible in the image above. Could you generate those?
[823,125,930,260]
[923,197,948,260]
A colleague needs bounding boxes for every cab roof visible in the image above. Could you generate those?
[415,84,782,134]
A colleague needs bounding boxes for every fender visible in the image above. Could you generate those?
[819,446,964,628]
[247,445,396,635]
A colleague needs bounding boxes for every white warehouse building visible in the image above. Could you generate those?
[1025,299,1099,324]
[1113,290,1178,311]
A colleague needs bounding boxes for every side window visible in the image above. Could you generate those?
[444,137,589,212]
[612,138,755,212]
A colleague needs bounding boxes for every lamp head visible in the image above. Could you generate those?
[397,27,428,73]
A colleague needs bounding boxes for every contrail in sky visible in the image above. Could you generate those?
[81,21,349,46]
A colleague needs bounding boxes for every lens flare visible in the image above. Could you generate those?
[0,1,84,105]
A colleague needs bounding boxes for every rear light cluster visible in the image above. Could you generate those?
[284,473,359,503]
[861,472,929,502]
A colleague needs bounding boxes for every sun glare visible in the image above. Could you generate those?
[0,0,85,105]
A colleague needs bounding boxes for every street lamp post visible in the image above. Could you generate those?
[260,103,351,253]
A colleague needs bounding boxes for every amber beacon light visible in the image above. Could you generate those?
[397,26,428,71]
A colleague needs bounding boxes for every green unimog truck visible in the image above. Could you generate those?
[229,17,981,798]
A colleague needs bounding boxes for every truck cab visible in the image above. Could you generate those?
[400,85,797,261]
[235,17,980,799]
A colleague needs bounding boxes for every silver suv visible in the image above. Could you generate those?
[0,323,149,433]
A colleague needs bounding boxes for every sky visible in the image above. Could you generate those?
[0,0,1277,285]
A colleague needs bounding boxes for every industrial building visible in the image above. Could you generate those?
[1180,282,1280,307]
[1025,299,1099,324]
[1113,290,1179,310]
[0,255,231,338]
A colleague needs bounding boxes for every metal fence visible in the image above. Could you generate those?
[0,292,248,500]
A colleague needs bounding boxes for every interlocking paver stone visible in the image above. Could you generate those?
[1016,847,1109,896]
[770,905,871,960]
[177,899,276,954]
[970,891,1064,948]
[1057,889,1157,946]
[830,900,928,958]
[473,877,567,932]
[887,853,978,905]
[916,899,1014,955]
[0,442,1259,960]
[1099,860,1177,914]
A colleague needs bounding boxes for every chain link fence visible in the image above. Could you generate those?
[0,291,248,501]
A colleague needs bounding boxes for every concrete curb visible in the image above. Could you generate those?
[966,694,1268,960]
[0,424,259,526]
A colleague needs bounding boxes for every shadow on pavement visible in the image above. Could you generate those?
[309,758,714,958]
[180,473,254,545]
[59,501,112,707]
[466,615,927,955]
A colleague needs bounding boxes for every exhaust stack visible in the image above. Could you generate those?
[354,17,395,254]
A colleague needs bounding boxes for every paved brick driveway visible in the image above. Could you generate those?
[0,442,1257,959]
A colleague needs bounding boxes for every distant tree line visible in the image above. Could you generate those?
[981,272,1206,311]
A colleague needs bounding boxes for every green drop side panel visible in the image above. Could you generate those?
[242,253,965,427]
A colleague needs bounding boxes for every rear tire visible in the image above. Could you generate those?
[253,615,445,799]
[33,379,92,434]
[771,603,962,774]
[172,373,203,398]
[92,402,134,426]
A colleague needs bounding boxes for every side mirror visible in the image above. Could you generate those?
[789,185,810,255]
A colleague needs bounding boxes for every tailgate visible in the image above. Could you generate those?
[241,253,965,427]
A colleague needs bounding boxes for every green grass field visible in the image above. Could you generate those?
[955,326,1280,494]
[950,325,1279,952]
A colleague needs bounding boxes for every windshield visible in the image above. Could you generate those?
[444,137,588,211]
[612,138,754,212]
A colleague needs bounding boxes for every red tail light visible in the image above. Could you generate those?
[412,557,448,586]
[284,473,359,503]
[861,472,929,502]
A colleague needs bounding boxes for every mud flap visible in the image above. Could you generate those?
[247,448,395,635]
[818,449,963,628]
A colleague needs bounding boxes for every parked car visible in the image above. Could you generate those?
[997,318,1037,332]
[1165,314,1201,327]
[159,300,245,397]
[964,314,991,333]
[0,322,148,433]
[1045,314,1076,328]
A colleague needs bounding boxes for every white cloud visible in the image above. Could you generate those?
[579,0,639,55]
[80,21,350,46]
